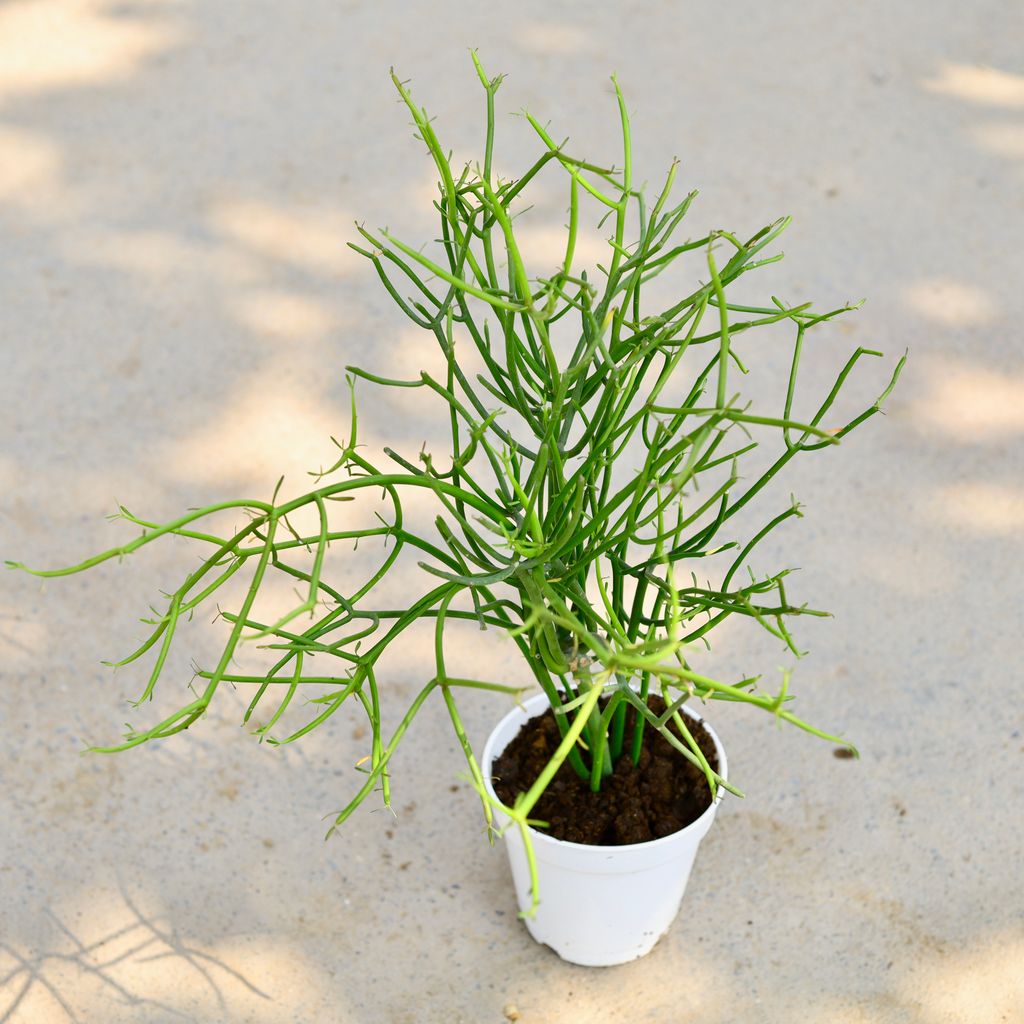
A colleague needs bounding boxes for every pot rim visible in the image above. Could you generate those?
[481,687,728,854]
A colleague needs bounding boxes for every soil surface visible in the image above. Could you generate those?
[492,695,719,846]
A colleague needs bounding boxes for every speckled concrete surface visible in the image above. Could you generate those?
[1,3,1022,1022]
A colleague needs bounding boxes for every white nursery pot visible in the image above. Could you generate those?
[482,690,727,967]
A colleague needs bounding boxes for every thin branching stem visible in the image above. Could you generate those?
[8,58,901,887]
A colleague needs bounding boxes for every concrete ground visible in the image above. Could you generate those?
[1,2,1022,1021]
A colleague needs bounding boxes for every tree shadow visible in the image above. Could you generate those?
[0,877,267,1023]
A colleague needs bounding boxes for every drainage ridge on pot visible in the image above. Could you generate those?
[482,690,728,967]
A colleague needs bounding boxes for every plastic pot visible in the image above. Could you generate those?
[482,690,727,967]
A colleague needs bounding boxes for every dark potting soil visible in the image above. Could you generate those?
[492,695,719,846]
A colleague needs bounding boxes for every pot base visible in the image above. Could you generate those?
[526,919,672,967]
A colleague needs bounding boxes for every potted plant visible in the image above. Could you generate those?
[7,55,903,966]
